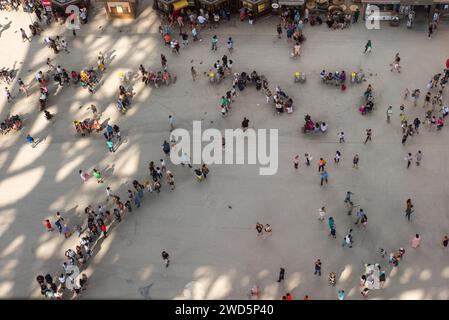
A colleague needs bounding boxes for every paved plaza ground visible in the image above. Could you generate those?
[0,2,449,299]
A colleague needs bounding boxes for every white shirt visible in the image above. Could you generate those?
[197,16,206,24]
[181,153,190,163]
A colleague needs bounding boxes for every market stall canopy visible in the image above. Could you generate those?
[173,0,189,10]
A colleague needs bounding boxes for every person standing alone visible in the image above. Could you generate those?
[161,251,170,267]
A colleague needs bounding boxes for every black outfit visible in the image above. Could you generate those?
[277,268,285,282]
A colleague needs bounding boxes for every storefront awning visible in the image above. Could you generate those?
[399,0,433,4]
[278,0,305,5]
[198,0,229,5]
[361,0,399,3]
[173,0,189,10]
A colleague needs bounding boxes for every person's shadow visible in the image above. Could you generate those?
[0,21,12,38]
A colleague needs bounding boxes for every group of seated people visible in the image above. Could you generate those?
[326,11,352,29]
[73,119,102,137]
[233,70,262,91]
[140,65,174,87]
[359,84,375,115]
[320,70,346,86]
[0,68,13,84]
[304,114,327,133]
[76,68,99,94]
[309,15,323,26]
[117,85,134,113]
[0,114,22,134]
[273,86,294,115]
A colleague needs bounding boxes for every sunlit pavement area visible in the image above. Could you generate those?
[1,1,449,299]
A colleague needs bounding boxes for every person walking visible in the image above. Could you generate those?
[386,106,393,122]
[17,78,29,97]
[106,139,114,153]
[353,7,360,23]
[320,171,329,186]
[211,35,218,51]
[414,150,423,166]
[318,158,326,172]
[390,53,401,73]
[168,115,175,131]
[330,223,337,239]
[161,251,170,267]
[20,28,31,42]
[180,153,192,168]
[305,153,312,166]
[162,140,170,156]
[263,224,272,239]
[412,89,421,106]
[338,132,345,143]
[319,207,326,221]
[26,134,36,148]
[293,155,300,169]
[166,171,175,190]
[327,217,336,239]
[355,208,365,225]
[242,117,250,132]
[276,24,283,38]
[405,199,414,221]
[411,234,421,248]
[413,118,421,134]
[92,169,104,183]
[277,267,285,282]
[428,23,433,39]
[405,153,412,168]
[442,235,449,247]
[353,154,359,169]
[43,219,54,232]
[256,222,263,237]
[314,259,322,276]
[191,66,197,81]
[113,208,121,222]
[334,151,341,164]
[328,272,337,286]
[101,223,107,238]
[54,217,63,233]
[344,191,354,204]
[404,88,410,100]
[364,129,372,144]
[161,54,167,70]
[342,229,353,248]
[227,37,234,53]
[363,40,372,54]
[5,87,13,103]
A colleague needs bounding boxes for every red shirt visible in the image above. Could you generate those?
[287,295,293,300]
[101,224,107,232]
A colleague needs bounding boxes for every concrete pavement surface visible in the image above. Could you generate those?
[0,2,448,299]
